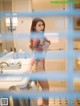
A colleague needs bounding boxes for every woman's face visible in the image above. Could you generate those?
[35,21,44,32]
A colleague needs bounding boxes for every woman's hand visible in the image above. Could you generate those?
[46,40,50,44]
[44,39,50,45]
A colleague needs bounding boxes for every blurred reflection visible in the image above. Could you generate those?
[74,58,80,71]
[74,39,80,50]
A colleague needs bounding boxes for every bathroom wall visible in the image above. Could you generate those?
[74,39,80,50]
[32,0,65,10]
[0,0,14,51]
[45,59,66,71]
[12,0,32,51]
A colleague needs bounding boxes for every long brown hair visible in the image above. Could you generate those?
[29,18,45,50]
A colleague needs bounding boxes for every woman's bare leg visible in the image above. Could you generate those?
[37,60,49,106]
[38,80,49,105]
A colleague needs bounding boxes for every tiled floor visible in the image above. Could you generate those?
[49,98,80,106]
[49,98,68,106]
[48,80,80,106]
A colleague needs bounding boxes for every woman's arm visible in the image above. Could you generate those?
[33,39,43,51]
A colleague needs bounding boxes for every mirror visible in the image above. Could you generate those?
[0,0,32,52]
[0,0,14,52]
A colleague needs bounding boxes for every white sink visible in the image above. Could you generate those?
[0,52,32,90]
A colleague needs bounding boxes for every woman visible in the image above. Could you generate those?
[29,18,50,106]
